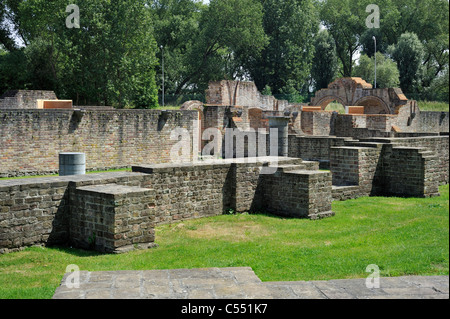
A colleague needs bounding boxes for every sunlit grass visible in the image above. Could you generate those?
[0,185,448,299]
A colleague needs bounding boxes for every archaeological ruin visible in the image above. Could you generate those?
[0,77,448,254]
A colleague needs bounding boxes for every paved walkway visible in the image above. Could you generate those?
[53,267,449,299]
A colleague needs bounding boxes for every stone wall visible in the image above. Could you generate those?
[0,157,335,254]
[263,168,333,219]
[330,146,383,196]
[0,90,58,109]
[0,178,71,254]
[70,184,156,253]
[205,81,289,111]
[288,136,349,168]
[300,111,335,136]
[329,136,449,199]
[381,147,440,198]
[388,136,449,185]
[0,109,198,177]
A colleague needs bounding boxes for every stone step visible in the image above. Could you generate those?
[276,161,320,172]
[344,141,383,148]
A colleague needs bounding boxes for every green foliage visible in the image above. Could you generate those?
[0,0,159,108]
[261,85,272,96]
[318,0,369,77]
[353,52,400,88]
[318,0,449,99]
[389,32,425,93]
[246,0,319,95]
[0,0,448,101]
[311,29,338,91]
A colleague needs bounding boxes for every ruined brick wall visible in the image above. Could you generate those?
[0,109,198,177]
[329,136,448,198]
[70,184,155,253]
[390,136,449,185]
[205,80,288,111]
[288,136,348,168]
[1,157,336,253]
[262,169,333,219]
[0,90,58,109]
[300,111,335,136]
[395,104,449,134]
[0,179,71,254]
[381,146,440,197]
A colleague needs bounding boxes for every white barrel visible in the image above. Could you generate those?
[59,153,86,176]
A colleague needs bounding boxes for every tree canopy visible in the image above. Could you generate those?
[0,0,448,106]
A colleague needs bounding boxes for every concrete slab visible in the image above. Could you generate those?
[53,268,449,300]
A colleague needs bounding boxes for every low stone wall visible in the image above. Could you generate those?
[300,111,335,136]
[329,136,449,199]
[263,169,333,219]
[70,184,156,253]
[288,136,349,168]
[361,136,449,185]
[0,109,198,177]
[1,157,335,254]
[0,178,71,254]
[381,147,440,198]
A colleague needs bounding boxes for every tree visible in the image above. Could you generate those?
[389,32,425,94]
[318,0,367,77]
[0,0,159,108]
[311,29,338,91]
[246,0,319,95]
[152,0,206,95]
[170,0,268,94]
[353,53,400,88]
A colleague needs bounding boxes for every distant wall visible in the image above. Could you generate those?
[0,90,58,109]
[0,109,198,177]
[206,81,289,111]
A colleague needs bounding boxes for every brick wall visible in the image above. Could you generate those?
[70,184,156,253]
[301,111,335,136]
[288,136,349,168]
[0,109,198,177]
[389,136,449,185]
[0,157,335,253]
[0,178,71,254]
[0,90,58,109]
[262,169,333,219]
[381,146,440,197]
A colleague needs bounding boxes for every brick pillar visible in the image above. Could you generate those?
[268,116,290,157]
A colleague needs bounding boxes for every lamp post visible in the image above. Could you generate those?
[372,36,377,89]
[160,45,165,107]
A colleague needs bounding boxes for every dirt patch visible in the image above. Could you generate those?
[185,221,272,242]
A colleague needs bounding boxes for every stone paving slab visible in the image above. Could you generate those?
[53,268,449,300]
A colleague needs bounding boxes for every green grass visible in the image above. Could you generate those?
[417,101,449,112]
[325,102,346,113]
[0,185,448,299]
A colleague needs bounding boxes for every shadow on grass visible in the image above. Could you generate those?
[45,244,107,258]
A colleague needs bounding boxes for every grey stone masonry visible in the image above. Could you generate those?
[1,157,335,254]
[52,268,449,299]
[70,184,156,254]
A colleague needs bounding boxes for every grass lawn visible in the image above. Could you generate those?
[0,185,448,299]
[417,101,449,112]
